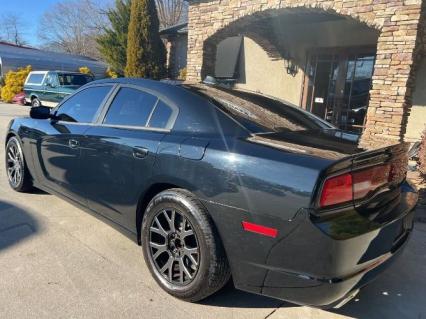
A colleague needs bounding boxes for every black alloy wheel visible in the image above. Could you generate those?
[6,137,32,192]
[142,189,230,302]
[149,208,200,285]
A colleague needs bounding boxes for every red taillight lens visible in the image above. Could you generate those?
[319,164,392,209]
[353,164,390,200]
[319,173,353,208]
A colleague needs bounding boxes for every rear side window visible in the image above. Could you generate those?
[58,73,92,86]
[148,100,173,129]
[26,73,45,85]
[104,87,158,127]
[56,86,112,123]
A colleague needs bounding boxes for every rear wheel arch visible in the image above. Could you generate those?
[140,187,231,301]
[136,183,181,245]
[135,184,225,251]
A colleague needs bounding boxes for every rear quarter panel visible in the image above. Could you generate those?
[199,137,332,218]
[151,134,334,290]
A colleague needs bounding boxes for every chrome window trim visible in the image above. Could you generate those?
[145,98,160,126]
[97,123,170,133]
[55,121,95,126]
[53,121,171,133]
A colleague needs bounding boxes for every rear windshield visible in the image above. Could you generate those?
[58,73,93,86]
[183,84,333,133]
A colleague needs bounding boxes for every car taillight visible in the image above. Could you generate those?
[319,164,391,209]
[319,173,353,208]
[352,164,391,200]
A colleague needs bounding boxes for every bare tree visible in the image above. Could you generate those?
[37,0,111,59]
[0,13,28,46]
[155,0,188,29]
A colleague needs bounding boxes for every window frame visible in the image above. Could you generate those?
[52,84,116,125]
[97,84,179,132]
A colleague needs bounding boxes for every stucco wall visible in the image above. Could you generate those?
[233,20,378,107]
[406,57,426,142]
[235,37,304,105]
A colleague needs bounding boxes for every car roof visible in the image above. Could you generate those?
[87,77,182,91]
[85,78,211,109]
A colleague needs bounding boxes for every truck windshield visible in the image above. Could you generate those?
[58,74,92,86]
[184,84,334,134]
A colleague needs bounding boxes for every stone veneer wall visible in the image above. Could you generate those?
[186,0,423,148]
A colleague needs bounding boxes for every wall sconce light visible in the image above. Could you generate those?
[286,58,298,77]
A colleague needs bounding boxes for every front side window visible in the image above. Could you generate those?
[104,87,158,127]
[55,86,112,123]
[45,73,59,87]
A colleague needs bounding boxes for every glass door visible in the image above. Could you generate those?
[303,49,375,133]
[339,54,375,132]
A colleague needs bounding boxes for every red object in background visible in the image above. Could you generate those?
[11,92,26,105]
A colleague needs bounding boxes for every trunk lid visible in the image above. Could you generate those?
[248,129,409,214]
[249,129,362,160]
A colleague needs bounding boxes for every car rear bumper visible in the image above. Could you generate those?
[257,212,413,307]
[204,181,418,307]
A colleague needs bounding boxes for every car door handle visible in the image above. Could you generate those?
[68,139,79,149]
[133,147,149,159]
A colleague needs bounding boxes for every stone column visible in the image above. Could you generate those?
[360,4,423,148]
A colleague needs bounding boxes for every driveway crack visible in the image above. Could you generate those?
[264,301,287,319]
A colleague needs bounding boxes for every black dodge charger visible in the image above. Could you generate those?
[5,78,418,308]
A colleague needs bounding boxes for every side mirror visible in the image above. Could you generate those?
[30,106,52,119]
[47,82,57,88]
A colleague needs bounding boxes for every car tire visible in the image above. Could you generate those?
[31,97,41,107]
[141,188,230,302]
[5,137,33,192]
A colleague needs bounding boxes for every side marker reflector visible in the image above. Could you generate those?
[242,221,278,238]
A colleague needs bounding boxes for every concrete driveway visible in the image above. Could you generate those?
[0,102,425,319]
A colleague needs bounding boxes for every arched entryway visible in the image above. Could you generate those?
[186,0,422,148]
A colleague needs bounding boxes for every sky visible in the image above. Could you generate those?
[1,0,63,47]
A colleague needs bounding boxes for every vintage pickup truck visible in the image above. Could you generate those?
[24,71,93,107]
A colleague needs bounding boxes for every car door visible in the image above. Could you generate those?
[80,85,178,230]
[56,73,81,104]
[31,85,115,203]
[41,72,59,106]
